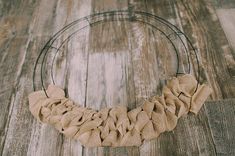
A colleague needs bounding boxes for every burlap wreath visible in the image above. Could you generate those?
[28,74,212,147]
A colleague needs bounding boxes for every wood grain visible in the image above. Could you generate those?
[0,0,234,156]
[212,0,235,9]
[216,8,235,76]
[205,99,235,156]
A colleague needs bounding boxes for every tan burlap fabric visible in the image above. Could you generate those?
[28,74,212,147]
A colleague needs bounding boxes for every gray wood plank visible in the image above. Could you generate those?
[0,0,39,155]
[205,99,235,156]
[212,0,235,9]
[216,8,235,76]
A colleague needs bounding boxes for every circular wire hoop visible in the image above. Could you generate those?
[33,10,200,97]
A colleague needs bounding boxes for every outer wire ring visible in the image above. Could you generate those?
[33,10,200,98]
[35,11,199,96]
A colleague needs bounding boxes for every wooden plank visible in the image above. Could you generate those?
[216,9,235,76]
[0,0,39,155]
[205,99,235,156]
[211,0,235,9]
[0,0,27,18]
[0,39,41,155]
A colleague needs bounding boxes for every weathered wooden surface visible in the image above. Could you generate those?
[0,0,234,156]
[205,99,235,156]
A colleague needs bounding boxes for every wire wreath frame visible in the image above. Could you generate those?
[32,10,200,98]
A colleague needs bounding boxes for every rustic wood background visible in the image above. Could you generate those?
[0,0,235,156]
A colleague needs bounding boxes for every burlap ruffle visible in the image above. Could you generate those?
[28,74,212,147]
